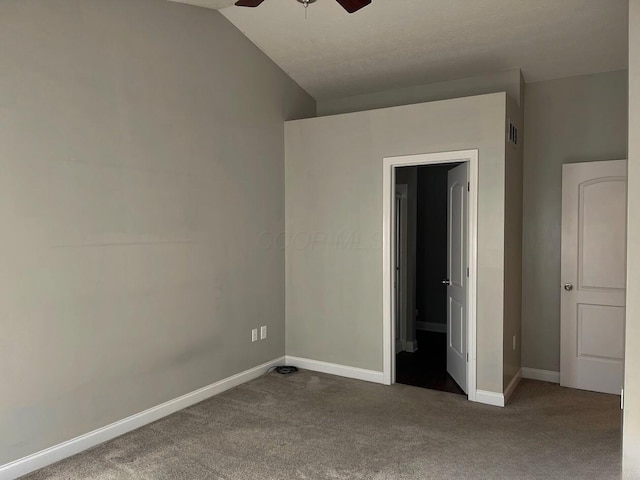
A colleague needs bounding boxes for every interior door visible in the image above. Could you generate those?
[446,163,468,393]
[561,160,627,395]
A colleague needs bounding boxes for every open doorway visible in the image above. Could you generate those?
[395,163,466,395]
[383,150,478,402]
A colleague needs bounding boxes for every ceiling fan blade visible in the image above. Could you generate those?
[335,0,371,13]
[234,0,266,7]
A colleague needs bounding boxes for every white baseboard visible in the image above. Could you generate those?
[396,341,418,354]
[0,357,285,480]
[475,368,523,408]
[504,368,522,405]
[285,356,384,384]
[521,367,560,384]
[416,321,446,333]
[475,389,505,407]
[405,340,418,353]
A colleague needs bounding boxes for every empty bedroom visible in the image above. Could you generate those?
[2,0,640,479]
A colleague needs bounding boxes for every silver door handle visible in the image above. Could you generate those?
[564,283,573,291]
[442,279,451,286]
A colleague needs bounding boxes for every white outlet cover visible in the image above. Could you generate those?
[260,326,267,340]
[252,329,258,343]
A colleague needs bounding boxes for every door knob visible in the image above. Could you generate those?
[442,279,451,286]
[564,283,573,291]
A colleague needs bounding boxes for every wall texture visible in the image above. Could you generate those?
[317,69,522,117]
[0,0,315,465]
[503,96,524,389]
[285,93,507,393]
[624,1,640,475]
[521,71,628,373]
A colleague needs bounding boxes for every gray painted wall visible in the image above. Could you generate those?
[0,0,315,465]
[317,69,522,117]
[317,67,626,381]
[285,93,508,393]
[316,69,524,395]
[503,97,524,389]
[624,1,640,475]
[522,71,628,373]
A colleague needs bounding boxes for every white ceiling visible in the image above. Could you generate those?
[171,0,629,100]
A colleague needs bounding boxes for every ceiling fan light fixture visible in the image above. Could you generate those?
[297,0,316,18]
[234,0,371,14]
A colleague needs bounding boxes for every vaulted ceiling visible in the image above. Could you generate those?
[170,0,629,100]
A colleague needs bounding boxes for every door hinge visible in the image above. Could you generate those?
[466,267,469,277]
[467,182,470,192]
[621,388,624,410]
[466,353,469,362]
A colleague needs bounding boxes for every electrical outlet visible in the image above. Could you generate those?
[260,325,267,340]
[251,328,258,343]
[513,335,516,351]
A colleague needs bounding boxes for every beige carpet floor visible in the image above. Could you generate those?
[21,370,622,480]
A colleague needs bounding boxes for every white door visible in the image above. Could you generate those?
[446,163,468,393]
[561,160,627,395]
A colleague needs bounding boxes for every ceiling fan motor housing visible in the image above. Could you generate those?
[234,0,371,14]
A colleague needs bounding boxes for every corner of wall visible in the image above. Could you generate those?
[503,95,524,390]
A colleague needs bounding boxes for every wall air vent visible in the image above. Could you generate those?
[507,119,519,148]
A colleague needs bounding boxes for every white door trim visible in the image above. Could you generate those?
[382,149,478,402]
[395,184,409,353]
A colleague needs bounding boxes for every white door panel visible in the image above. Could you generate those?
[449,298,464,356]
[561,160,627,395]
[577,304,625,360]
[446,163,468,393]
[579,179,627,290]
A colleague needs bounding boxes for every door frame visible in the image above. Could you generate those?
[382,149,479,402]
[395,184,409,353]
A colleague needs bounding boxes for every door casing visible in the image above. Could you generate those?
[395,184,410,353]
[382,150,479,402]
